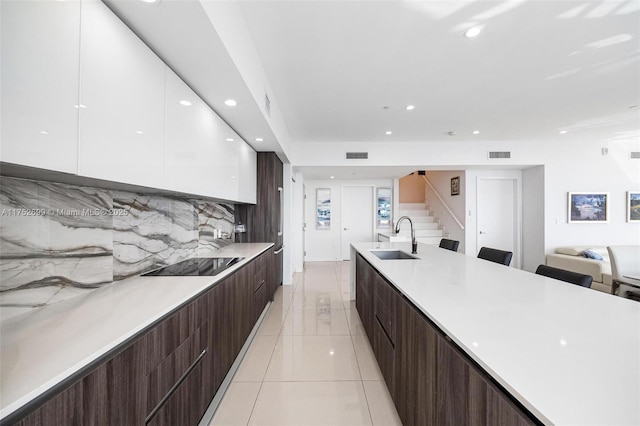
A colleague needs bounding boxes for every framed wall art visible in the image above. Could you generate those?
[628,191,640,222]
[376,188,392,228]
[316,188,331,229]
[568,192,609,223]
[451,176,460,196]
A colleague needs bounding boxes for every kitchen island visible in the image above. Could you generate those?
[0,243,274,425]
[351,242,639,426]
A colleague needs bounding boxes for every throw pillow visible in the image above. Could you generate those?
[583,249,604,260]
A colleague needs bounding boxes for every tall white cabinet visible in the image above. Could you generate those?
[0,0,257,204]
[1,0,81,174]
[78,0,166,188]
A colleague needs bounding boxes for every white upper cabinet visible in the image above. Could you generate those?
[235,140,257,204]
[0,0,81,174]
[164,70,220,197]
[165,70,256,202]
[77,0,165,188]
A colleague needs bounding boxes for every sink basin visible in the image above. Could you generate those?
[370,250,418,260]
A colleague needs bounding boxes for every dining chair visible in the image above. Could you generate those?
[607,246,640,296]
[477,247,513,266]
[535,264,593,288]
[438,238,460,252]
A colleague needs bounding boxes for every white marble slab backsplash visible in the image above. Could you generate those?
[0,176,235,320]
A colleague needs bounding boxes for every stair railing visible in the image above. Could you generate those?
[422,176,465,230]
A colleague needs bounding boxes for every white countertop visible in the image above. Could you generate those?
[352,242,640,426]
[0,243,273,421]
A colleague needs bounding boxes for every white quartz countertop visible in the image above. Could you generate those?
[0,243,273,420]
[352,242,640,426]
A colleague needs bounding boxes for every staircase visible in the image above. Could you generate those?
[395,203,445,246]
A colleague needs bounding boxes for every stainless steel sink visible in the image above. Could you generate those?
[370,250,418,260]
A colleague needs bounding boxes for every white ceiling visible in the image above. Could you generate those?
[106,0,640,180]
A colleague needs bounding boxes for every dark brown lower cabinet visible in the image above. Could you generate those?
[437,335,536,426]
[12,249,273,426]
[355,254,373,338]
[355,254,538,426]
[397,301,437,426]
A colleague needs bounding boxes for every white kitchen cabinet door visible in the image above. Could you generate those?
[165,70,254,202]
[235,140,257,204]
[164,70,219,198]
[0,0,81,174]
[77,0,165,188]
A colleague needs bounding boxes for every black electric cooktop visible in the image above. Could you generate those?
[143,257,244,276]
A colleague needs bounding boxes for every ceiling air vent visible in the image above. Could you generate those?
[630,151,640,159]
[488,151,511,159]
[346,152,368,159]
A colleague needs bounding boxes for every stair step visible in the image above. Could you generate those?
[404,216,435,223]
[398,210,431,217]
[397,229,444,237]
[397,222,439,230]
[399,203,426,210]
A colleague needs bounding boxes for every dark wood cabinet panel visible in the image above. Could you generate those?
[18,381,84,426]
[397,299,437,426]
[235,152,283,294]
[355,254,373,339]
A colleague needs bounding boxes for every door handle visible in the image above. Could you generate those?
[344,227,350,231]
[479,231,487,234]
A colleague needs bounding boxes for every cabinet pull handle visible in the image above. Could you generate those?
[145,348,208,424]
[274,247,284,255]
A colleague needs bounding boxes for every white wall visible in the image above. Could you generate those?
[304,178,393,261]
[424,171,466,253]
[282,162,293,285]
[522,166,545,272]
[291,170,305,274]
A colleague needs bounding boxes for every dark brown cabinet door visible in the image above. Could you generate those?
[355,254,373,338]
[397,300,437,426]
[437,334,536,426]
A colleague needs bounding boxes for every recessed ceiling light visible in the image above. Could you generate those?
[473,130,480,135]
[464,26,483,38]
[231,176,237,179]
[140,0,159,3]
[559,130,568,134]
[224,99,237,107]
[74,104,87,109]
[226,138,234,142]
[255,137,264,142]
[406,105,415,111]
[179,100,192,106]
[330,176,335,179]
[39,130,48,135]
[385,131,392,135]
[135,130,144,134]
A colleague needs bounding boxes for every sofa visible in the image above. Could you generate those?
[545,246,612,293]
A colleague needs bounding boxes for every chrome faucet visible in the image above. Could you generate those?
[395,216,418,254]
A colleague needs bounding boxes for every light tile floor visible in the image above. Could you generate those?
[210,261,402,426]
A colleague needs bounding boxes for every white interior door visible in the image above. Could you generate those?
[477,178,518,267]
[342,186,374,260]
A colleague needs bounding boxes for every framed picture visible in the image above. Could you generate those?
[451,176,460,196]
[316,188,331,229]
[568,192,609,223]
[628,191,640,222]
[376,188,392,228]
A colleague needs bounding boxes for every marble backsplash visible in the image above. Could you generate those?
[0,176,234,319]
